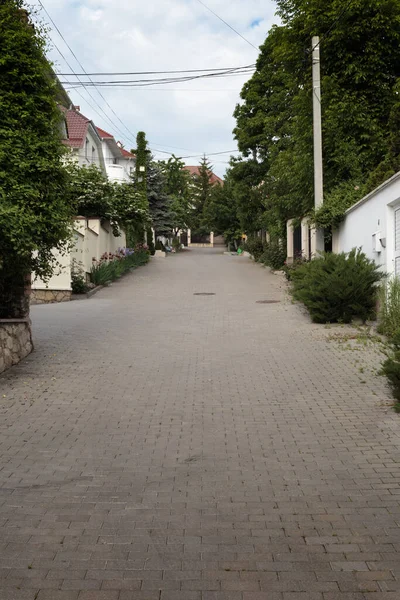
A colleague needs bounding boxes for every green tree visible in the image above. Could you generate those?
[66,162,148,237]
[190,155,215,233]
[159,155,191,234]
[0,0,75,304]
[147,160,173,237]
[233,0,400,235]
[202,172,241,248]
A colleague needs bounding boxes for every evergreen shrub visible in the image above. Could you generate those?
[290,249,384,323]
[244,237,264,260]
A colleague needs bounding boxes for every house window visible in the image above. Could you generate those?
[113,158,118,165]
[91,146,95,163]
[85,138,89,160]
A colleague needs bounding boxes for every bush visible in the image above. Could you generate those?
[147,228,155,255]
[378,277,400,337]
[283,255,310,281]
[290,249,384,323]
[259,242,286,270]
[155,240,165,251]
[172,237,181,251]
[244,236,264,260]
[381,330,400,410]
[71,261,88,294]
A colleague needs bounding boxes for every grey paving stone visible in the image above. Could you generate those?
[0,249,399,598]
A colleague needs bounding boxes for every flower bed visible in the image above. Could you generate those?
[90,246,149,286]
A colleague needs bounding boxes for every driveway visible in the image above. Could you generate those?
[0,248,399,599]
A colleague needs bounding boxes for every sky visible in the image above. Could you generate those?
[30,0,279,176]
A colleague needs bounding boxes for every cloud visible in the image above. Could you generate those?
[32,0,278,176]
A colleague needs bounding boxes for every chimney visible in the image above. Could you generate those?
[73,105,80,112]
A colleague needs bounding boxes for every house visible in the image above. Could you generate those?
[333,172,400,275]
[31,111,134,304]
[96,127,135,182]
[61,106,105,172]
[181,165,223,248]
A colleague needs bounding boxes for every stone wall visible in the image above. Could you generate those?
[30,289,71,305]
[0,319,33,374]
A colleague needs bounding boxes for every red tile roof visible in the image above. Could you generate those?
[183,165,223,186]
[120,147,135,158]
[63,109,91,148]
[96,126,114,139]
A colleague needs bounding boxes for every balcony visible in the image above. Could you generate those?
[106,164,129,183]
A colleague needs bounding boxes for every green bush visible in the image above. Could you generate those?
[244,236,264,260]
[71,262,88,294]
[290,249,384,323]
[378,277,400,337]
[283,256,310,281]
[147,228,155,256]
[172,236,181,251]
[381,330,400,410]
[155,240,165,251]
[259,242,286,270]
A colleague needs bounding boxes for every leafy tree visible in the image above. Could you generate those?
[0,0,74,292]
[66,162,148,236]
[232,0,400,235]
[202,171,241,247]
[190,155,215,233]
[159,155,191,234]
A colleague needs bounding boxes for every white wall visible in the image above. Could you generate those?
[32,250,71,291]
[336,173,400,275]
[32,219,127,292]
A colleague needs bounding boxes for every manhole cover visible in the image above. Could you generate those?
[256,300,280,304]
[194,293,216,296]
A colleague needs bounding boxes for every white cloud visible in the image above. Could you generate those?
[32,0,278,175]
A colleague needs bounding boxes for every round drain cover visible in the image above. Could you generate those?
[194,293,216,296]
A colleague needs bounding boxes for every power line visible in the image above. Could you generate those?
[58,66,256,88]
[57,65,255,76]
[194,0,259,50]
[37,0,138,149]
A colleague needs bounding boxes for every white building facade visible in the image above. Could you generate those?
[333,172,400,276]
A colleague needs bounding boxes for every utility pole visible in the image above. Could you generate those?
[312,36,325,254]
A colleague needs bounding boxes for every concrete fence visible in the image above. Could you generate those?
[31,218,126,304]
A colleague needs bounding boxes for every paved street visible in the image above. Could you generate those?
[1,248,400,600]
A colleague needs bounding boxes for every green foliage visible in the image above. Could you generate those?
[190,155,215,233]
[231,0,400,236]
[313,181,365,229]
[283,256,310,281]
[132,131,150,197]
[90,249,149,286]
[147,160,174,236]
[0,255,28,318]
[66,163,148,236]
[290,249,384,323]
[378,277,400,337]
[381,326,400,409]
[71,261,88,295]
[244,237,264,260]
[146,228,155,255]
[159,155,191,234]
[202,175,241,246]
[259,242,286,270]
[0,0,75,288]
[172,237,181,251]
